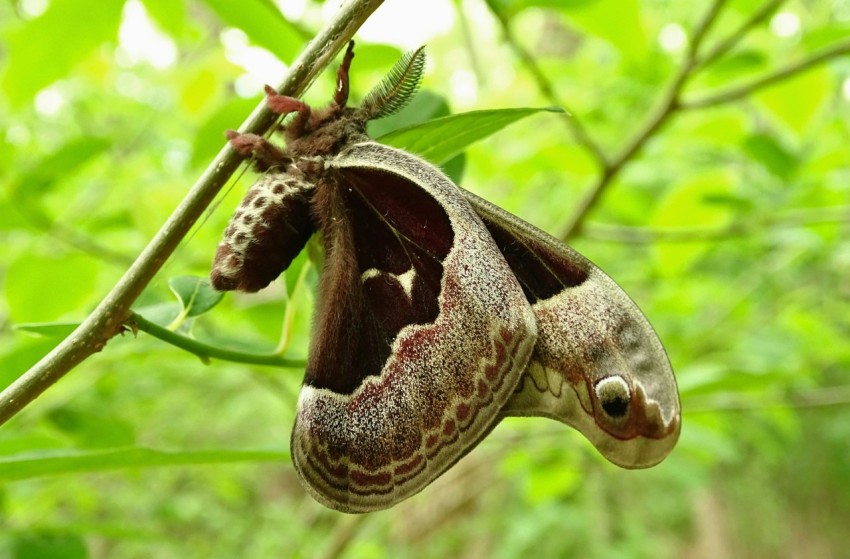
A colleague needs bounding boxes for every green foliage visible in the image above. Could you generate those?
[1,0,849,558]
[379,106,563,165]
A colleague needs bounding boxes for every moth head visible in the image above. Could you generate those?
[279,41,426,155]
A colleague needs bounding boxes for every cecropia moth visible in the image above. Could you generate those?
[211,42,680,513]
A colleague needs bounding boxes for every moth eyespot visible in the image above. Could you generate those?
[594,376,631,418]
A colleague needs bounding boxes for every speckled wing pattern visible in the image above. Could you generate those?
[290,142,537,513]
[211,41,680,514]
[464,191,681,468]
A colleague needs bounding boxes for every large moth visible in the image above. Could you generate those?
[212,42,680,513]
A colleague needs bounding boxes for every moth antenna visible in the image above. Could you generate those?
[361,45,426,120]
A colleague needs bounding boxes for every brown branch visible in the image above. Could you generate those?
[695,0,787,69]
[559,0,729,240]
[0,0,386,427]
[683,38,850,109]
[490,6,608,168]
[583,205,850,244]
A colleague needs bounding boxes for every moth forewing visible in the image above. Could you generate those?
[290,141,538,513]
[463,190,681,468]
[213,41,679,515]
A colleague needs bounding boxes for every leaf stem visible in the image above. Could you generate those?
[0,0,384,427]
[130,313,306,368]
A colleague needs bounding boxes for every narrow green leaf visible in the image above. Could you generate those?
[651,170,736,276]
[191,97,259,167]
[367,90,451,139]
[168,276,224,317]
[0,0,125,106]
[378,107,563,166]
[0,447,290,482]
[4,254,98,323]
[46,408,136,449]
[140,0,187,37]
[742,133,798,180]
[11,531,87,559]
[12,137,111,198]
[561,0,648,58]
[283,249,310,300]
[485,0,599,18]
[13,322,79,338]
[755,66,831,134]
[200,0,304,60]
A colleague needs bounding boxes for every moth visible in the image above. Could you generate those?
[212,42,680,513]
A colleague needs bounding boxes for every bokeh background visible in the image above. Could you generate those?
[1,0,849,557]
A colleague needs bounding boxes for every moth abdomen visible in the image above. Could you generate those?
[211,171,316,292]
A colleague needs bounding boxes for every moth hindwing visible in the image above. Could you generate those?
[212,41,680,512]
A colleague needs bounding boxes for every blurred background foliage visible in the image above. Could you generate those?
[1,0,849,557]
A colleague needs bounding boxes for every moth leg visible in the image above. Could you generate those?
[263,84,311,138]
[333,40,355,108]
[225,130,289,171]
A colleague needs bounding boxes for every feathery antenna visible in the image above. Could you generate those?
[361,46,426,120]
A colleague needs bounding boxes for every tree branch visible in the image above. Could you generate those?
[559,0,729,240]
[683,39,850,109]
[0,0,385,427]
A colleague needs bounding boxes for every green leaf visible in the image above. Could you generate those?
[485,0,599,18]
[0,337,59,392]
[11,137,111,198]
[561,0,647,58]
[442,153,467,185]
[742,133,798,180]
[366,90,451,139]
[283,249,310,300]
[755,65,831,135]
[378,107,563,166]
[4,253,98,323]
[168,276,224,318]
[140,0,187,37]
[46,408,136,449]
[191,97,260,167]
[0,0,125,106]
[651,170,736,275]
[200,0,303,61]
[0,448,290,482]
[14,322,79,338]
[11,531,87,559]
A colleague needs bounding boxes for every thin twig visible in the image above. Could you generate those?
[683,39,850,109]
[583,205,850,244]
[490,6,608,167]
[0,0,385,426]
[695,0,787,69]
[559,0,729,240]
